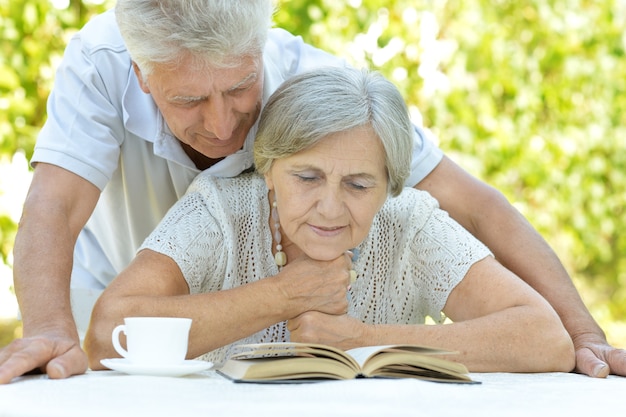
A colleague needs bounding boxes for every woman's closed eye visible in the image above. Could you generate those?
[347,181,368,191]
[295,173,320,183]
[345,175,379,192]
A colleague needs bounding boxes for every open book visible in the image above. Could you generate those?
[217,342,475,384]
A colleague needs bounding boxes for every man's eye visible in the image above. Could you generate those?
[230,84,253,95]
[174,100,201,108]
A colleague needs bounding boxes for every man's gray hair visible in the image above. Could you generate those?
[254,66,413,197]
[116,0,274,76]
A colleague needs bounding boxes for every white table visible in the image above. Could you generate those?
[0,370,623,416]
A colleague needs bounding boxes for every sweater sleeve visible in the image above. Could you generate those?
[139,176,229,294]
[403,191,493,322]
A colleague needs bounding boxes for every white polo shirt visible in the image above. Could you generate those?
[31,9,443,289]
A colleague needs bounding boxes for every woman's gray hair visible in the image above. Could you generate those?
[115,0,274,76]
[254,67,413,197]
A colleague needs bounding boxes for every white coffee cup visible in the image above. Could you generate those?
[111,317,192,366]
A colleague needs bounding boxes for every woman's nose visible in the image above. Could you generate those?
[316,186,345,218]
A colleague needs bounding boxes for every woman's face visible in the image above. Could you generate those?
[264,126,389,261]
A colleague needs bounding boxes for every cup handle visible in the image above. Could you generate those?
[111,324,129,359]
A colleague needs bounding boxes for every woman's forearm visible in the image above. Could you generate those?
[364,306,575,372]
[85,252,352,368]
[85,276,293,367]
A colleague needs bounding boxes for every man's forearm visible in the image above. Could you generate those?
[12,163,101,338]
[13,211,78,338]
[470,197,604,339]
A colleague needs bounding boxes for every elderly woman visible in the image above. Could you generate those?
[85,67,574,372]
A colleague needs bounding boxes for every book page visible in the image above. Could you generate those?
[345,345,396,367]
[345,345,451,367]
[230,342,360,372]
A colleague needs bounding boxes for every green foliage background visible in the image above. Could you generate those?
[1,0,625,341]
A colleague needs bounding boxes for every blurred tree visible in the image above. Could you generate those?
[1,0,113,160]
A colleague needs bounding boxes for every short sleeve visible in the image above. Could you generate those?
[139,184,229,294]
[404,193,492,321]
[31,14,130,190]
[404,126,443,187]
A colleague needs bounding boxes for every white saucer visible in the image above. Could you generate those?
[100,358,213,377]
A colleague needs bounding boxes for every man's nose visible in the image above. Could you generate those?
[202,96,236,140]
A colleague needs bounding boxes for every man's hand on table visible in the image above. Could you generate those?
[573,332,626,377]
[0,331,87,384]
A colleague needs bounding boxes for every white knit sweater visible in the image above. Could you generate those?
[141,172,492,364]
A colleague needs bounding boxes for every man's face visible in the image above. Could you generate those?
[135,53,264,160]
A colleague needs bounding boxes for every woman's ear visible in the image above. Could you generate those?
[132,62,150,94]
[264,172,274,191]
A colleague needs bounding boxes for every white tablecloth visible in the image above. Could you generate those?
[0,370,623,416]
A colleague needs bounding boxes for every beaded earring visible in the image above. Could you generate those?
[349,248,360,283]
[271,198,287,269]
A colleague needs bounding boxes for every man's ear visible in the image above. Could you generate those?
[132,62,150,94]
